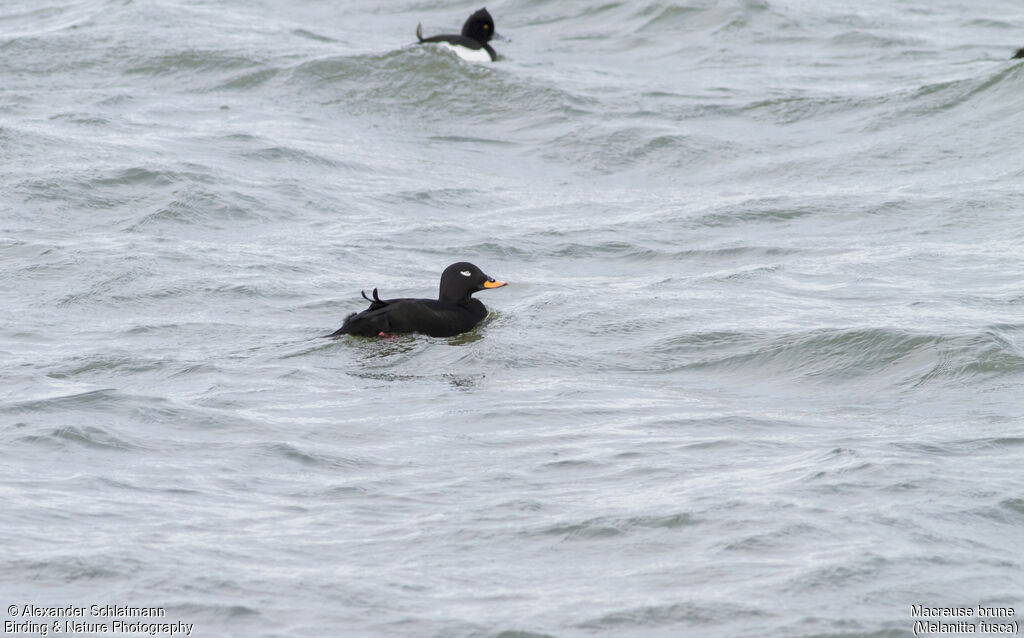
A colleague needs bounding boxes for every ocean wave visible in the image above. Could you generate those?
[287,46,594,125]
[648,326,1024,387]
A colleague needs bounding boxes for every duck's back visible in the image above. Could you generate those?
[331,297,487,338]
[416,22,497,62]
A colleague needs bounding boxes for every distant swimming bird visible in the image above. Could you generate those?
[326,262,508,338]
[1013,47,1024,59]
[416,8,503,62]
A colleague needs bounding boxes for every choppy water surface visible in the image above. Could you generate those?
[3,0,1024,636]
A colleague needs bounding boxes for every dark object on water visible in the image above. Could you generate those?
[326,262,508,338]
[416,8,503,62]
[1013,47,1024,59]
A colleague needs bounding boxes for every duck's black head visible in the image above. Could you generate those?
[461,8,496,44]
[439,261,507,303]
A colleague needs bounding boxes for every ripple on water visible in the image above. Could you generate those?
[534,512,698,540]
[579,600,767,631]
[4,555,127,583]
[125,187,268,230]
[258,442,379,472]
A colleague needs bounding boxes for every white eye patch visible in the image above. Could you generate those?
[460,270,471,277]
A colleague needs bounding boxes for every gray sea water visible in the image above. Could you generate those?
[3,0,1024,636]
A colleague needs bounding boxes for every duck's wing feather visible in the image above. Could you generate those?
[360,288,388,311]
[323,289,394,337]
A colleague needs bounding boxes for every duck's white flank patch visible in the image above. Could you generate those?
[440,42,492,63]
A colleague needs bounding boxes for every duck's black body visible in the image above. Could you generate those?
[416,8,500,62]
[327,262,507,338]
[1013,47,1024,59]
